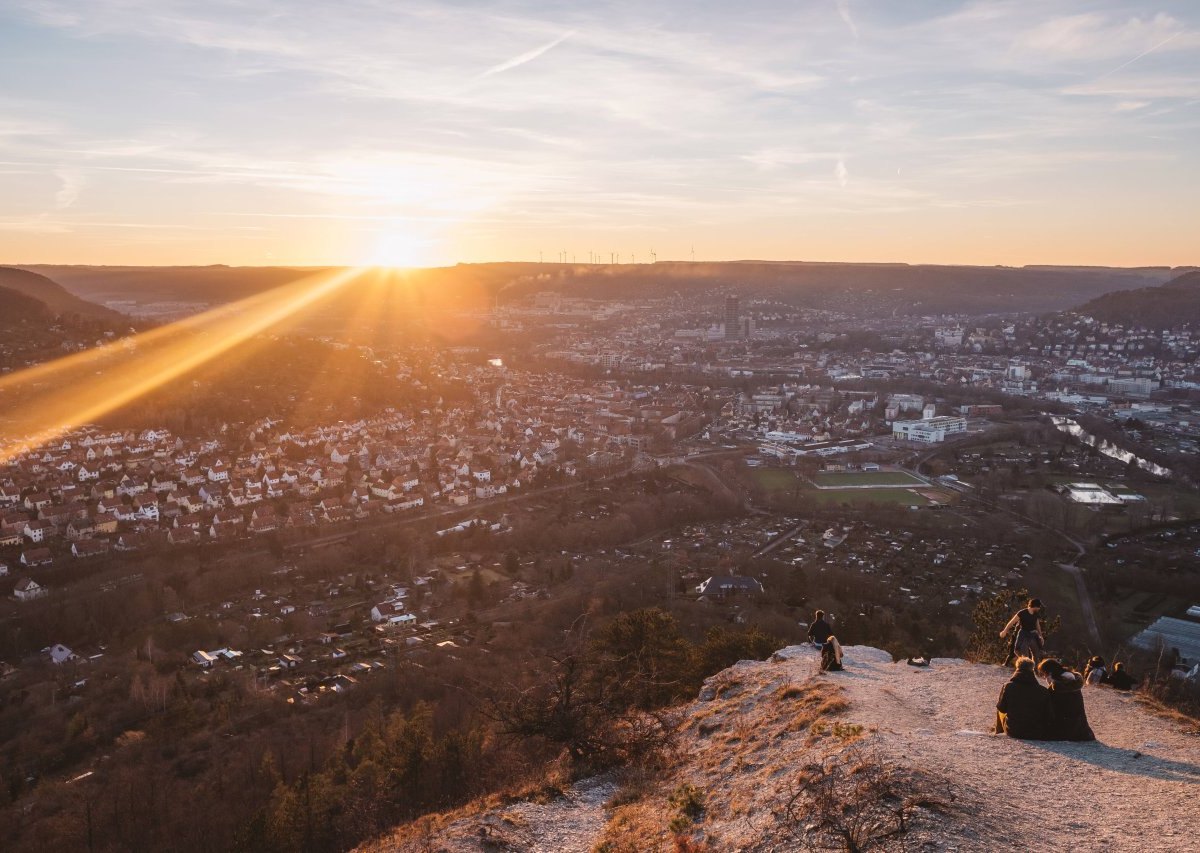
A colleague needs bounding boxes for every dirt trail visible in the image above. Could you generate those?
[794,645,1200,852]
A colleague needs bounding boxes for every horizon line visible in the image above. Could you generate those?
[6,259,1197,272]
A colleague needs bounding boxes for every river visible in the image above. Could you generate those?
[1050,416,1172,478]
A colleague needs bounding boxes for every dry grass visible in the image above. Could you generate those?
[593,800,673,853]
[355,770,571,852]
[592,675,853,852]
[779,681,850,734]
[1134,692,1200,734]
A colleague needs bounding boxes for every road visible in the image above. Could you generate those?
[289,448,750,552]
[749,522,805,558]
[1058,561,1105,652]
[285,463,641,551]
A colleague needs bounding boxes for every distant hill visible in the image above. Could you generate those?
[0,285,54,326]
[22,261,1190,319]
[507,261,1189,316]
[19,264,332,308]
[1075,270,1200,328]
[0,266,123,319]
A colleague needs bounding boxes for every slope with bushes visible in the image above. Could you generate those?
[365,643,1199,852]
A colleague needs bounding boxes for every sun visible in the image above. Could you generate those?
[363,229,430,269]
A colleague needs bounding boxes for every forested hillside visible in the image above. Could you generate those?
[1075,270,1200,329]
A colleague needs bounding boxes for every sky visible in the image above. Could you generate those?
[0,0,1197,268]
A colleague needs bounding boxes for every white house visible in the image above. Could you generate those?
[14,577,47,601]
[370,600,406,622]
[46,644,76,665]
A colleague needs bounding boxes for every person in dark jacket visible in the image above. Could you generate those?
[1037,658,1096,741]
[808,610,833,647]
[1107,661,1137,691]
[995,657,1053,739]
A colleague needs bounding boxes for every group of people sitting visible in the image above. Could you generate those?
[1083,655,1138,691]
[806,599,1136,745]
[995,656,1096,740]
[993,598,1138,741]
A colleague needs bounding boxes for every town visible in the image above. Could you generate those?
[2,272,1200,852]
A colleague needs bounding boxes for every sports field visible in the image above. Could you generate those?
[749,468,950,507]
[749,468,801,493]
[808,488,932,506]
[812,470,926,488]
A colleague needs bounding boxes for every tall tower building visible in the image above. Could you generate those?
[724,296,741,341]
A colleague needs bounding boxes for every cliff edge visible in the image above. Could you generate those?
[363,644,1200,852]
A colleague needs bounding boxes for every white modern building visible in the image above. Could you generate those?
[892,416,968,444]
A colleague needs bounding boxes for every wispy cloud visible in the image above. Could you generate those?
[835,158,849,188]
[835,0,858,40]
[2,0,1199,265]
[53,167,85,208]
[480,30,575,78]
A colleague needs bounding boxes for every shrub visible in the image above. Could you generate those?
[773,746,953,852]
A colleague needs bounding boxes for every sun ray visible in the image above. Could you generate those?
[0,267,363,465]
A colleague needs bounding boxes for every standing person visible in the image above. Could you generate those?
[995,657,1053,739]
[1000,598,1045,662]
[808,609,833,647]
[1037,658,1096,741]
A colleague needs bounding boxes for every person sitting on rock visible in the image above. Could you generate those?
[995,657,1052,740]
[1107,661,1137,691]
[808,609,833,647]
[1037,658,1096,741]
[820,634,844,672]
[1083,656,1108,686]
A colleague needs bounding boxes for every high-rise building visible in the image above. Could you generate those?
[724,296,741,341]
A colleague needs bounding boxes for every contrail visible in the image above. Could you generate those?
[480,31,574,78]
[1093,29,1184,83]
